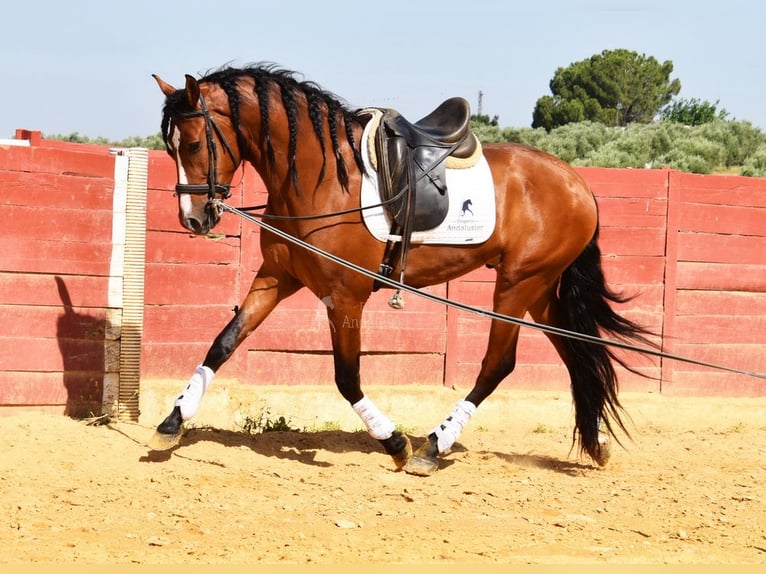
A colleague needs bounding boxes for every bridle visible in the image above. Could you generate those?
[170,93,238,201]
[166,91,409,224]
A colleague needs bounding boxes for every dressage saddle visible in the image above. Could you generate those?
[372,97,478,299]
[375,96,477,231]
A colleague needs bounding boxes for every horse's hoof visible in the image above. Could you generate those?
[380,430,413,470]
[391,433,413,470]
[403,455,439,476]
[148,407,184,450]
[593,432,612,467]
[147,429,183,451]
[403,433,440,475]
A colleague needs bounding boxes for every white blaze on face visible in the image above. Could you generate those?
[170,125,193,217]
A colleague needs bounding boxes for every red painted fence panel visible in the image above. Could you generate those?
[1,134,764,417]
[661,172,766,396]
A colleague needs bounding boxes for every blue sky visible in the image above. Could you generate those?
[3,0,763,140]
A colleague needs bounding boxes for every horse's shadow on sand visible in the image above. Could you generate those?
[140,427,416,468]
[138,426,594,475]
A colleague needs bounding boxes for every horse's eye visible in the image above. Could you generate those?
[188,141,203,154]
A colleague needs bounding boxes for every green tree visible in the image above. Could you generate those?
[46,132,166,150]
[532,49,681,131]
[660,97,729,126]
[470,113,499,127]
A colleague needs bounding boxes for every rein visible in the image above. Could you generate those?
[213,199,766,383]
[231,185,408,221]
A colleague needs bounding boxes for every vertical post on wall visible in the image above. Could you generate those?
[103,147,148,421]
[120,148,149,420]
[660,168,680,392]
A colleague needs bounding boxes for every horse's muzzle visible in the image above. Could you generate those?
[180,204,220,235]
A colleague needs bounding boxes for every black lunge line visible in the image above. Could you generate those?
[215,200,766,382]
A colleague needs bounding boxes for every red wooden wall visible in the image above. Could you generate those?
[0,135,118,415]
[143,156,766,397]
[661,171,766,395]
[1,133,764,416]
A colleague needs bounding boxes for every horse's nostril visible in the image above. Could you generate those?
[185,216,204,235]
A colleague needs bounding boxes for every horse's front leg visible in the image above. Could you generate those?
[149,272,300,450]
[326,302,412,469]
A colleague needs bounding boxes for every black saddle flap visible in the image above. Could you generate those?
[376,111,453,231]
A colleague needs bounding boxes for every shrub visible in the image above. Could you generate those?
[658,133,728,174]
[472,118,766,176]
[741,144,766,177]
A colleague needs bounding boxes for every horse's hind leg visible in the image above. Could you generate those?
[404,273,538,476]
[149,270,301,450]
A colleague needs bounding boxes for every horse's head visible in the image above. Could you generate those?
[154,74,240,235]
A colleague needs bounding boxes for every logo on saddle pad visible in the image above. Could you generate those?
[359,107,496,245]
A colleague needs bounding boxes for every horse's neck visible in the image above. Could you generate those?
[241,109,364,213]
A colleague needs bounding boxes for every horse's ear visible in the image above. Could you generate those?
[152,74,177,97]
[184,74,200,106]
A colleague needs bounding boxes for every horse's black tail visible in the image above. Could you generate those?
[558,225,659,462]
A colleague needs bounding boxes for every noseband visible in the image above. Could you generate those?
[171,94,237,200]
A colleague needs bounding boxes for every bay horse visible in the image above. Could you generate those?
[151,63,655,475]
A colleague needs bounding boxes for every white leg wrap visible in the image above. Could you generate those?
[352,396,395,440]
[431,399,477,454]
[174,365,215,420]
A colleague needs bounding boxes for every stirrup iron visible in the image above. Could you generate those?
[388,290,405,309]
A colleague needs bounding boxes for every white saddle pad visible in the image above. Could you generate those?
[359,111,496,245]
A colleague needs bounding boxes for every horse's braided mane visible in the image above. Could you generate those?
[162,63,366,192]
